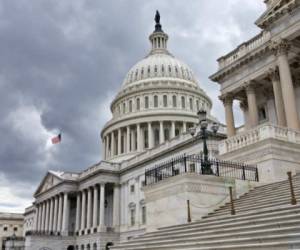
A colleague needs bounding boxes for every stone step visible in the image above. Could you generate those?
[212,196,296,214]
[112,233,300,250]
[162,204,300,231]
[209,200,296,217]
[127,219,300,244]
[148,205,300,236]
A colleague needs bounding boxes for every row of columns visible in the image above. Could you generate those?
[103,121,188,159]
[35,193,69,234]
[75,183,120,234]
[221,40,300,137]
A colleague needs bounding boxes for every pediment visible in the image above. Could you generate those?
[34,172,63,196]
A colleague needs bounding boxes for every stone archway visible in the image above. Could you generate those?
[67,246,75,250]
[105,242,114,250]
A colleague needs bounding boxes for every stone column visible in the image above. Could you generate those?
[137,124,141,151]
[99,183,106,230]
[132,129,136,151]
[111,132,115,157]
[105,135,109,159]
[245,84,259,128]
[269,68,287,126]
[57,194,63,232]
[87,188,92,230]
[45,200,49,232]
[183,122,187,133]
[159,121,164,144]
[39,204,43,231]
[148,122,154,148]
[81,190,86,232]
[126,126,130,153]
[75,193,81,232]
[41,202,45,231]
[48,198,54,231]
[34,205,39,231]
[221,95,236,136]
[62,193,69,235]
[102,138,106,160]
[275,41,300,130]
[118,128,122,155]
[53,195,58,232]
[113,184,120,229]
[171,121,176,138]
[93,185,98,229]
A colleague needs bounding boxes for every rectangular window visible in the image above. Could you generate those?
[130,209,136,226]
[142,206,146,224]
[190,163,196,173]
[145,96,149,109]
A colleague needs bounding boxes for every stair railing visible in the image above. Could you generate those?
[287,171,297,205]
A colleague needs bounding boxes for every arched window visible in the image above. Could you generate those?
[168,65,172,73]
[172,95,177,108]
[141,68,144,78]
[189,98,193,110]
[161,65,165,75]
[81,245,84,250]
[135,70,138,80]
[154,65,158,75]
[196,100,199,111]
[142,206,146,224]
[93,243,97,250]
[136,98,140,111]
[181,96,186,109]
[123,102,126,113]
[129,100,133,112]
[147,66,151,76]
[145,96,149,109]
[163,95,168,107]
[154,95,158,108]
[87,244,90,250]
[106,243,114,250]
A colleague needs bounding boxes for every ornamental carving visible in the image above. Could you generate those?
[270,40,291,56]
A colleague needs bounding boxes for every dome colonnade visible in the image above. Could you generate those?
[101,12,212,162]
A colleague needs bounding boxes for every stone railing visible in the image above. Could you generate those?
[79,161,120,179]
[219,123,300,154]
[218,31,271,69]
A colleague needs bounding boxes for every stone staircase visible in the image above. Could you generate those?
[111,174,300,250]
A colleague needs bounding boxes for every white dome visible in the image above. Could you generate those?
[122,53,198,86]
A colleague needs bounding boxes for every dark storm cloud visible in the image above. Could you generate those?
[0,0,264,211]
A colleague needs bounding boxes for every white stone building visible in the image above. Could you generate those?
[24,13,224,250]
[0,213,24,249]
[210,0,300,182]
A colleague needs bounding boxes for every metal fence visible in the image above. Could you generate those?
[145,154,258,186]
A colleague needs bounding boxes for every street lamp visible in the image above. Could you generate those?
[190,110,219,175]
[11,232,16,250]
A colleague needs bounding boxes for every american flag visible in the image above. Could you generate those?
[51,134,61,144]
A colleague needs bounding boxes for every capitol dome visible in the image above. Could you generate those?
[122,52,198,87]
[101,11,214,162]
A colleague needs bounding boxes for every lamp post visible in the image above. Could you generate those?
[11,232,16,250]
[190,110,219,175]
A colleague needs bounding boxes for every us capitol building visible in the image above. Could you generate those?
[23,1,300,249]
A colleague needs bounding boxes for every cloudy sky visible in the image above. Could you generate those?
[0,0,265,212]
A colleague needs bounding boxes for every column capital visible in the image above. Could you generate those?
[243,81,256,94]
[270,39,291,57]
[267,67,279,81]
[219,93,234,105]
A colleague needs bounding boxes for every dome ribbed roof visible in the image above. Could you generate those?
[122,53,198,86]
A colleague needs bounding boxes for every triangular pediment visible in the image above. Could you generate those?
[34,172,63,196]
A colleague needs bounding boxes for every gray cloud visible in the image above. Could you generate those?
[0,0,265,211]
